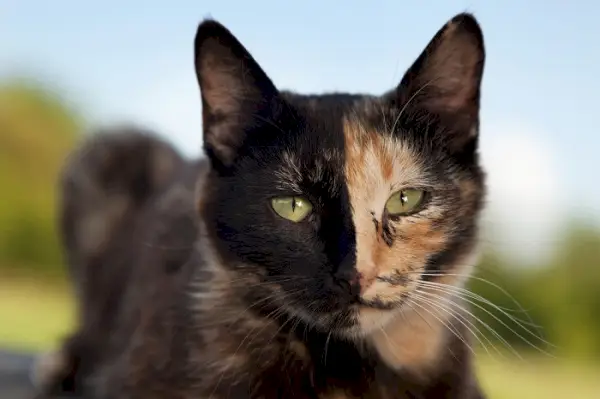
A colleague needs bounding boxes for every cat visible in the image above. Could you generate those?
[34,11,487,399]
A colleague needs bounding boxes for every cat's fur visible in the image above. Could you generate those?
[36,12,487,399]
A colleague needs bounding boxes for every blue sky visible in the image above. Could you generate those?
[2,0,599,262]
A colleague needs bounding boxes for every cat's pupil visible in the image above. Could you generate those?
[292,198,297,212]
[400,192,408,205]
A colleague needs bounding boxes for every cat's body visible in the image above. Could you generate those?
[36,12,487,399]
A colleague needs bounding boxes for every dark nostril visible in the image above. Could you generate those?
[335,277,352,294]
[350,272,362,287]
[333,269,361,297]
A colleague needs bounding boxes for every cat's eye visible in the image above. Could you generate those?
[385,189,425,217]
[271,196,313,222]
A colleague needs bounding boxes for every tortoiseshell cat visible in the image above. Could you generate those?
[35,11,487,399]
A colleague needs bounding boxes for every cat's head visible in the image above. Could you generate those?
[195,13,486,337]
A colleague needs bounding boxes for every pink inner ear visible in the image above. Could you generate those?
[198,48,246,117]
[195,22,278,119]
[399,16,484,119]
[421,52,480,111]
[195,22,280,168]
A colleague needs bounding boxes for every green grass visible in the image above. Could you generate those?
[477,355,600,399]
[0,273,75,351]
[1,276,599,398]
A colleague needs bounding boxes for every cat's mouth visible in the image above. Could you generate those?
[267,274,418,335]
[276,294,411,339]
[357,296,407,310]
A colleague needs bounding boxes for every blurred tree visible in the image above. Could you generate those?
[539,222,600,361]
[469,222,600,362]
[0,79,82,274]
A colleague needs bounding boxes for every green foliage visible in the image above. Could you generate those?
[468,222,600,362]
[0,79,82,273]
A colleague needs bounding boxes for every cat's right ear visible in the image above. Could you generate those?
[195,20,279,169]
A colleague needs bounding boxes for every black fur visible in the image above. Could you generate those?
[37,12,487,399]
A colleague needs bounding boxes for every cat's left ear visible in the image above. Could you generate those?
[390,13,485,151]
[195,19,280,169]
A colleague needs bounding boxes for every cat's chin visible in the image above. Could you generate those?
[327,307,403,341]
[355,305,403,335]
[280,293,411,340]
[300,304,406,341]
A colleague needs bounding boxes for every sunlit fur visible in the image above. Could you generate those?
[37,12,491,399]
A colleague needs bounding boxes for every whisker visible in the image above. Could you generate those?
[196,289,302,328]
[418,279,543,330]
[378,325,410,364]
[258,308,299,352]
[209,300,296,399]
[323,332,332,366]
[416,271,538,319]
[410,292,499,359]
[389,78,439,136]
[416,288,551,360]
[404,297,476,357]
[413,290,516,361]
[405,302,460,362]
[417,281,556,354]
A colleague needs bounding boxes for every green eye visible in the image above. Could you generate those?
[385,189,425,216]
[271,196,313,222]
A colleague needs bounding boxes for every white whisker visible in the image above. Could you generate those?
[410,291,499,359]
[417,281,556,356]
[404,297,476,357]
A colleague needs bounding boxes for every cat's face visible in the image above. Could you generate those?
[196,13,486,337]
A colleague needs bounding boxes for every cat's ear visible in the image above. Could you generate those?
[195,19,279,168]
[392,13,485,150]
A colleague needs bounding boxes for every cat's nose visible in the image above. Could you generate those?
[333,269,362,298]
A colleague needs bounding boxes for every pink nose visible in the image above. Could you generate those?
[350,272,362,287]
[357,270,377,294]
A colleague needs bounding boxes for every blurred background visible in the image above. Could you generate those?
[1,1,599,398]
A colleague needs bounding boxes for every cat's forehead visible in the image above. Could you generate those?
[286,92,385,126]
[283,93,392,157]
[277,93,425,189]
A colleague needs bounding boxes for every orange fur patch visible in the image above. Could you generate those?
[367,304,449,378]
[342,118,447,301]
[343,117,475,373]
